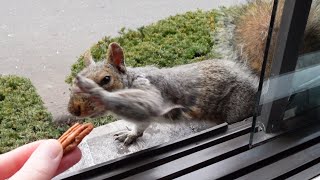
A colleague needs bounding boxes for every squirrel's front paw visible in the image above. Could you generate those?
[75,75,100,93]
[75,75,107,102]
[114,130,142,145]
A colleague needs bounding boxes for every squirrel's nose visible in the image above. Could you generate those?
[68,101,82,117]
[73,104,81,116]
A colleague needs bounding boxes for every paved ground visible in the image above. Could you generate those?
[0,0,246,119]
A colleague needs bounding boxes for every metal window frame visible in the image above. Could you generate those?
[57,109,320,180]
[256,0,313,134]
[56,120,253,180]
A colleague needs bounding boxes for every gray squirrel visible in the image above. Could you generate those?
[68,43,258,145]
[67,0,320,144]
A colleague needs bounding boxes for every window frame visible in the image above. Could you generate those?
[56,0,320,179]
[253,0,313,134]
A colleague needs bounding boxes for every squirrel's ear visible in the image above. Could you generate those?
[83,50,95,67]
[107,42,126,73]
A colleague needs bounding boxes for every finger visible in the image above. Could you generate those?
[55,147,82,175]
[0,140,44,180]
[10,139,63,180]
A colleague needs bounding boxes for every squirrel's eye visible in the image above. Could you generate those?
[100,76,111,86]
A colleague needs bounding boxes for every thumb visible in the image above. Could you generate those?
[10,139,63,180]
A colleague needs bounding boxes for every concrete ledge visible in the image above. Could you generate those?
[56,118,217,178]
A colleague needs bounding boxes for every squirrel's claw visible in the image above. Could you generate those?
[114,130,142,145]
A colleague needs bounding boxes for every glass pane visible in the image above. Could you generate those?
[250,0,320,146]
[284,51,320,120]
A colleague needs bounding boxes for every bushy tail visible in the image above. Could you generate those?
[233,0,320,75]
[302,0,320,53]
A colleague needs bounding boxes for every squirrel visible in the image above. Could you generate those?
[68,43,258,145]
[67,0,320,145]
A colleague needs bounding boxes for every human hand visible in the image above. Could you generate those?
[0,139,81,180]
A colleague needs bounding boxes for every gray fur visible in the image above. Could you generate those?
[211,7,240,61]
[127,60,258,123]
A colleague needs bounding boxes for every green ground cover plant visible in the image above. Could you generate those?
[0,75,66,153]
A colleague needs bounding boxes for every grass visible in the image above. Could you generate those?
[0,75,67,153]
[83,115,115,127]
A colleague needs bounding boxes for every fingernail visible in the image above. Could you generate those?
[38,139,63,159]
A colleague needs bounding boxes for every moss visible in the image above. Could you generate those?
[0,75,67,153]
[66,10,219,83]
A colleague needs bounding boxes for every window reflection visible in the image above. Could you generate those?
[251,0,320,146]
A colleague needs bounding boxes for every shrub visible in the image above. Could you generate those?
[66,10,218,83]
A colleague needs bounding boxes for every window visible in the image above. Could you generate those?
[250,0,320,146]
[2,0,320,179]
[57,0,320,179]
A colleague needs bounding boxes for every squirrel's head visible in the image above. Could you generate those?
[68,42,127,117]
